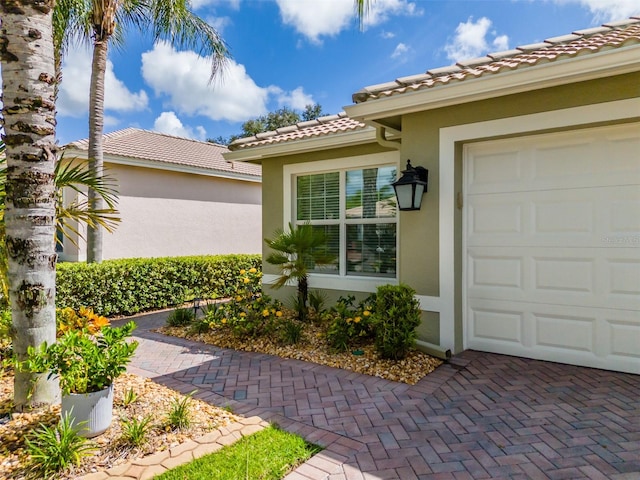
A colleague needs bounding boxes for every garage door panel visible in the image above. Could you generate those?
[468,149,524,188]
[469,247,639,310]
[533,312,596,352]
[466,123,640,195]
[534,257,594,294]
[469,255,523,289]
[468,301,640,374]
[607,259,640,299]
[609,194,640,234]
[468,185,639,248]
[464,123,640,374]
[608,317,640,360]
[469,202,523,235]
[469,307,523,344]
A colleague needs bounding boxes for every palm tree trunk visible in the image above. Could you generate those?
[86,39,108,263]
[0,1,60,409]
[298,275,308,321]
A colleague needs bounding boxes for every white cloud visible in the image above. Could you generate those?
[364,0,422,28]
[103,115,120,127]
[276,0,354,44]
[381,31,396,39]
[554,0,639,22]
[190,0,239,10]
[275,0,420,43]
[207,16,232,34]
[444,17,509,61]
[391,42,409,59]
[275,86,315,110]
[141,42,312,122]
[142,42,269,121]
[57,46,148,117]
[493,34,509,51]
[153,111,206,140]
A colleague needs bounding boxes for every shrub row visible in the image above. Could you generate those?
[56,255,261,317]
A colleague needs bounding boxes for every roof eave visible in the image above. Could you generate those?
[222,127,377,163]
[345,46,640,122]
[63,147,261,183]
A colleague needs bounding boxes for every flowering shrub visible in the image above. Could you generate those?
[56,307,110,336]
[27,321,138,395]
[326,295,375,352]
[193,268,285,338]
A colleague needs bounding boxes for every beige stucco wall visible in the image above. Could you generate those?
[258,72,640,352]
[62,163,262,261]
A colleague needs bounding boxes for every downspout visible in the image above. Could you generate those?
[376,126,401,150]
[375,125,453,362]
[415,339,452,361]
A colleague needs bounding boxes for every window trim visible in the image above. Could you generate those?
[281,152,400,292]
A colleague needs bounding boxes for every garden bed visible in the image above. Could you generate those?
[0,373,239,480]
[161,321,443,385]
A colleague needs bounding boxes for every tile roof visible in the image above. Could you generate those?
[228,112,369,150]
[66,128,261,177]
[353,17,640,103]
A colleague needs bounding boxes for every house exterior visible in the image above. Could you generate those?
[225,18,640,375]
[63,128,262,261]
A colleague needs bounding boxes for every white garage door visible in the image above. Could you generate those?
[464,123,640,374]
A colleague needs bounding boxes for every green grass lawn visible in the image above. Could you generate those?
[155,425,321,480]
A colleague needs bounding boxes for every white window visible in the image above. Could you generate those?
[286,154,399,286]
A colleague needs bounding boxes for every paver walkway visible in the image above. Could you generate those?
[121,311,640,480]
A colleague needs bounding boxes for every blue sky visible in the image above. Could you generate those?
[55,0,639,145]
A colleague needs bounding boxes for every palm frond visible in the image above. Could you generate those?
[55,156,119,209]
[144,0,230,81]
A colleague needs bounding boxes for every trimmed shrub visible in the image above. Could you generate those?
[372,284,421,360]
[56,255,261,317]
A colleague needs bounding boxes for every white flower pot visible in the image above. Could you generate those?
[61,384,114,438]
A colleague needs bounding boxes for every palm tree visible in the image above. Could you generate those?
[265,223,336,321]
[53,0,229,263]
[0,0,60,409]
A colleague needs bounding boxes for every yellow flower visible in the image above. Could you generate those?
[221,318,227,324]
[236,296,243,302]
[363,310,371,317]
[249,267,257,274]
[346,317,352,324]
[92,315,110,329]
[271,309,276,314]
[354,316,361,323]
[240,269,246,275]
[262,309,270,317]
[276,311,283,317]
[243,277,250,284]
[239,312,246,318]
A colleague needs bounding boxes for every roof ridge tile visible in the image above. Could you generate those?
[456,56,493,68]
[544,33,582,44]
[352,17,640,104]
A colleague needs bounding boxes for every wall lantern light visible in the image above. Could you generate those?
[392,160,428,211]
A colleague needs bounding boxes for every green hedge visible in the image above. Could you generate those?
[56,255,261,317]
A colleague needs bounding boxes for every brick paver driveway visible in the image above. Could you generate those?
[124,312,640,480]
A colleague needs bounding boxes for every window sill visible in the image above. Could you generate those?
[262,273,398,294]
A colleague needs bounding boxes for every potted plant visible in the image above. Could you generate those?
[27,317,138,437]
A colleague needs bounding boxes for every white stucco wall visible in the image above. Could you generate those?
[61,163,262,261]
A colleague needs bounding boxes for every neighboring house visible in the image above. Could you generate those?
[225,18,640,375]
[63,128,262,261]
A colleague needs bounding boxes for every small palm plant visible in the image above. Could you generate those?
[265,223,335,321]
